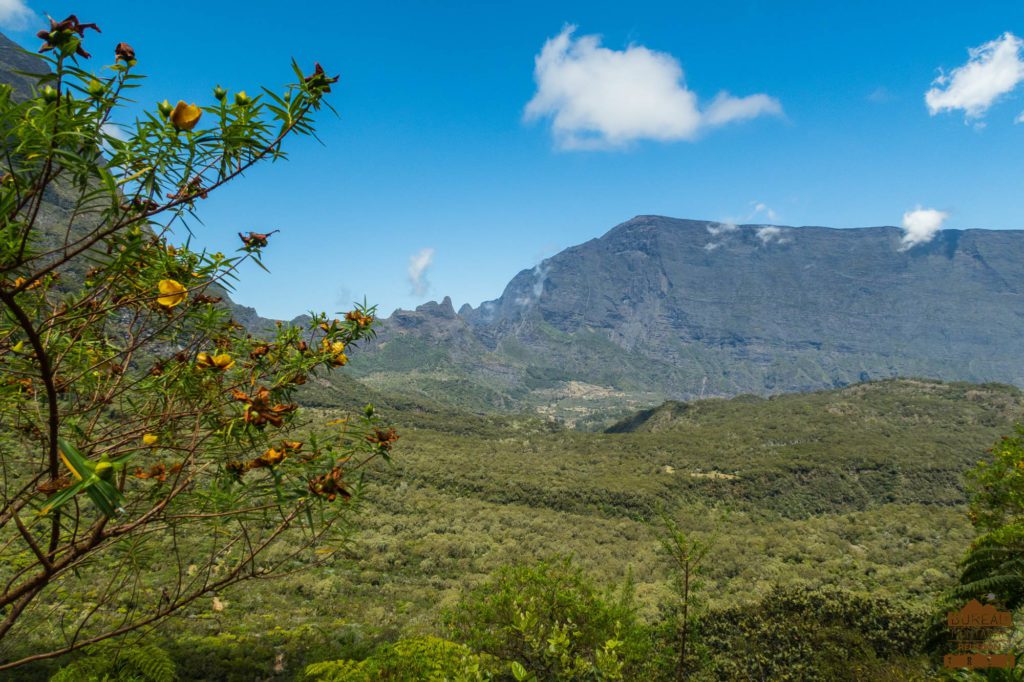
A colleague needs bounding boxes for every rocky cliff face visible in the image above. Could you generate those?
[0,33,47,99]
[348,215,1024,415]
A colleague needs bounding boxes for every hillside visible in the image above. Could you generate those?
[349,215,1024,421]
[93,377,1019,679]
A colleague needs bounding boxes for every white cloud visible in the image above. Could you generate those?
[900,207,948,250]
[407,247,435,296]
[1016,110,1024,124]
[515,260,552,307]
[703,241,723,252]
[0,0,34,29]
[749,202,778,222]
[524,26,782,149]
[925,32,1024,120]
[756,226,786,245]
[101,122,127,141]
[703,92,782,127]
[705,221,738,237]
[868,86,893,103]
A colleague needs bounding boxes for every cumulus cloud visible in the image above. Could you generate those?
[926,32,1024,121]
[900,207,948,250]
[0,0,33,29]
[407,247,435,296]
[524,26,782,149]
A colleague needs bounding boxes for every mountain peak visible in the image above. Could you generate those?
[414,296,456,317]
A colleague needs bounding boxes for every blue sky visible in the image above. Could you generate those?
[3,1,1024,318]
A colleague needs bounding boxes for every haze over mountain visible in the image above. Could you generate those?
[347,215,1024,418]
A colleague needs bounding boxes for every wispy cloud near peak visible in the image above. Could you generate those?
[407,247,435,297]
[900,207,948,250]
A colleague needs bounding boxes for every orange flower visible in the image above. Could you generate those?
[308,467,350,502]
[156,279,187,308]
[249,344,271,360]
[131,462,181,482]
[250,447,285,468]
[232,387,296,428]
[366,427,400,452]
[345,310,374,328]
[169,101,202,131]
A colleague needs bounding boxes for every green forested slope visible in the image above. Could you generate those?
[163,380,1018,674]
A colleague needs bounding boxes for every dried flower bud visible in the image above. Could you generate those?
[304,62,339,94]
[114,42,135,65]
[37,14,100,59]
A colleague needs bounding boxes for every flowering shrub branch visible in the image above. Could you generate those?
[0,14,390,669]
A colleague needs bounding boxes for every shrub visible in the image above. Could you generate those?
[443,557,651,680]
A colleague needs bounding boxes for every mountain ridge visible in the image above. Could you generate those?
[346,214,1024,421]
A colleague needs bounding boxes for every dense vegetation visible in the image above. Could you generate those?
[7,377,1017,679]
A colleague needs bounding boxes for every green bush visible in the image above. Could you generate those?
[700,585,930,681]
[50,642,176,682]
[304,636,494,681]
[160,624,380,682]
[443,557,651,680]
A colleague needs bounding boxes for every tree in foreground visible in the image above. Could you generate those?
[653,511,713,681]
[0,14,394,670]
[957,426,1024,609]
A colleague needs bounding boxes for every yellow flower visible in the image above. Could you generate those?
[156,279,187,308]
[169,101,202,131]
[142,434,159,446]
[196,352,235,371]
[211,353,235,370]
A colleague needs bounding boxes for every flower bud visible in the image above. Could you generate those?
[213,85,227,101]
[40,85,58,103]
[87,79,106,98]
[158,99,173,118]
[234,91,250,107]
